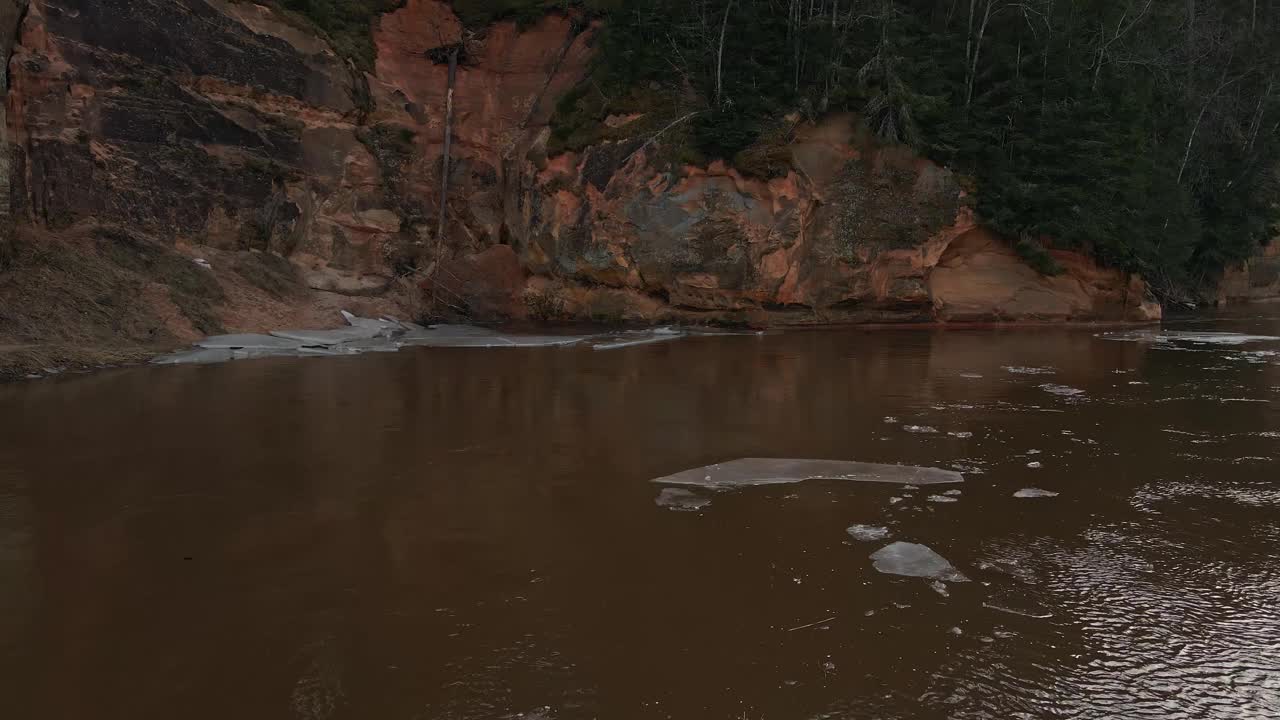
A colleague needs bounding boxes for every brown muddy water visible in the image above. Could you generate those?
[1,316,1278,720]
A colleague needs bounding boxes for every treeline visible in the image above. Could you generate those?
[543,0,1279,298]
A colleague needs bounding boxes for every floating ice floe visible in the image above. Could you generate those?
[650,458,963,490]
[847,524,891,542]
[654,488,713,512]
[1026,461,1043,469]
[927,495,959,503]
[870,542,969,582]
[948,431,974,438]
[1014,488,1059,498]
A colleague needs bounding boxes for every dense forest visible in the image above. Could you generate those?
[288,0,1279,300]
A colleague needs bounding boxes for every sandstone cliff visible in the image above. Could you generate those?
[1,0,1162,368]
[1219,241,1280,305]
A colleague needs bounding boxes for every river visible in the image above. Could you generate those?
[1,314,1278,719]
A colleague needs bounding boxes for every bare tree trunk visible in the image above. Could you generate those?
[715,0,735,108]
[1244,80,1272,154]
[965,0,993,108]
[436,46,458,255]
[1177,102,1206,184]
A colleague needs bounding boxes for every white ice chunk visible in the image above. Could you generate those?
[1014,488,1059,498]
[846,524,891,542]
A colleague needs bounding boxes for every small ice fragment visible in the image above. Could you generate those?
[983,601,1053,619]
[1027,449,1042,455]
[1026,461,1043,469]
[948,431,974,438]
[870,542,969,582]
[889,496,904,505]
[948,626,963,635]
[883,416,900,424]
[960,372,983,379]
[847,524,890,542]
[1014,488,1059,498]
[863,610,875,617]
[903,485,919,491]
[927,495,958,503]
[1039,383,1085,397]
[1004,366,1056,375]
[903,425,938,434]
[654,488,712,512]
[930,581,951,597]
[340,310,398,330]
[943,489,962,496]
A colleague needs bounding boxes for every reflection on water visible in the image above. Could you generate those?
[0,316,1277,719]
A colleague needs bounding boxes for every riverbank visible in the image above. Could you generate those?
[1,311,1176,383]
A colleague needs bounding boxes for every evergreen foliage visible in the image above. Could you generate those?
[551,0,1280,298]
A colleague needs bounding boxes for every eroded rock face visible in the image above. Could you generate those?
[0,0,28,256]
[4,0,1162,331]
[1219,241,1280,305]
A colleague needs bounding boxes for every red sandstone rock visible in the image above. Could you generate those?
[3,0,1166,335]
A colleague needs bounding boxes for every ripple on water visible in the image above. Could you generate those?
[929,514,1280,719]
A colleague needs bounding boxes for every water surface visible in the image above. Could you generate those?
[2,315,1278,719]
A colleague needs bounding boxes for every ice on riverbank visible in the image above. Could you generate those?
[152,314,701,366]
[1100,330,1280,346]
